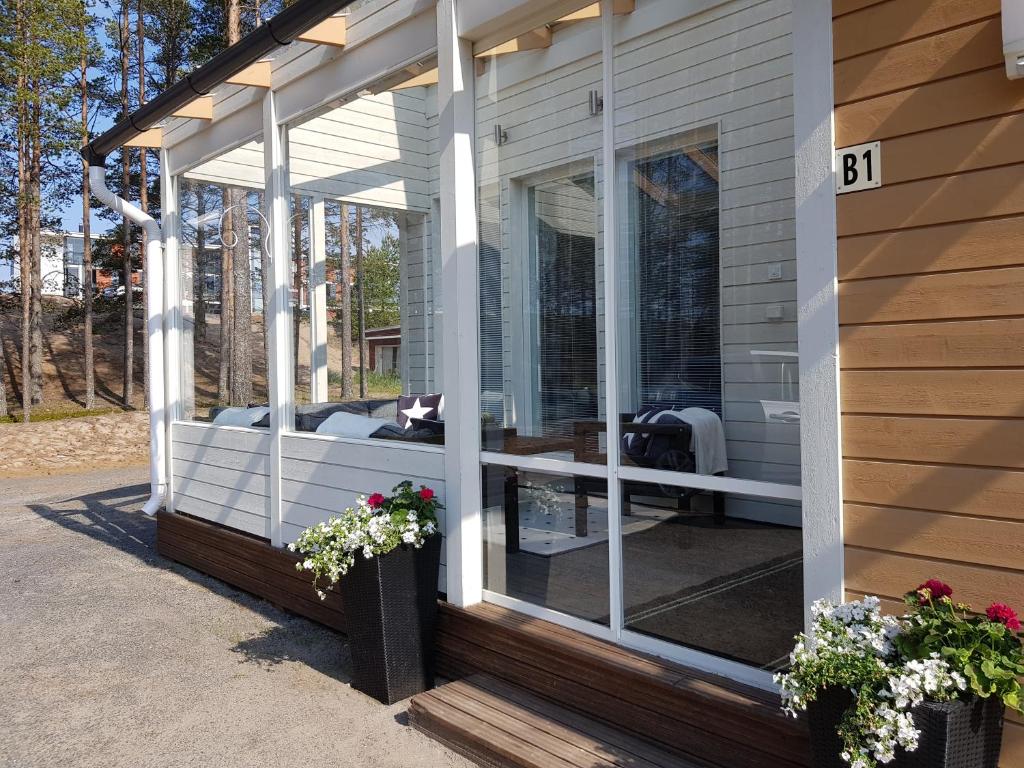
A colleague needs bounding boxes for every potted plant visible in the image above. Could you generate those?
[776,581,1023,768]
[289,481,442,705]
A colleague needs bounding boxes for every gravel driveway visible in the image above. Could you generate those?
[0,468,471,768]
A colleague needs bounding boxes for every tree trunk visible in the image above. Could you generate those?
[194,191,207,341]
[28,93,43,408]
[219,0,241,405]
[0,328,7,419]
[229,188,252,406]
[292,198,302,396]
[258,192,271,391]
[120,0,134,407]
[339,202,353,399]
[137,0,148,409]
[81,3,94,410]
[356,206,366,398]
[17,2,30,423]
[218,191,233,403]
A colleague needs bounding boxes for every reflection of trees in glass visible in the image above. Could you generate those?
[178,180,263,410]
[361,233,400,329]
[633,142,720,411]
[324,202,401,399]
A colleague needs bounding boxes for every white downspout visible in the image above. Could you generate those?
[90,164,167,516]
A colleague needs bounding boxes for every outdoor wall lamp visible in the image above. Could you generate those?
[494,124,509,146]
[589,89,603,116]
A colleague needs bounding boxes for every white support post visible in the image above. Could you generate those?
[309,195,329,403]
[793,0,844,624]
[600,0,624,638]
[160,149,182,513]
[264,89,295,548]
[438,0,483,606]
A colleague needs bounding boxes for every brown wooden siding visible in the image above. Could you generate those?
[833,1,1024,761]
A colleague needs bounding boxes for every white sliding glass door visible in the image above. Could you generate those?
[474,0,812,685]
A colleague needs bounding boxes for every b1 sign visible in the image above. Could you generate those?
[836,141,881,194]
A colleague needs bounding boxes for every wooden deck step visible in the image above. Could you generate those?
[409,674,707,768]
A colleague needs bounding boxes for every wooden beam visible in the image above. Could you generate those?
[124,127,162,148]
[475,27,551,58]
[172,96,213,120]
[390,67,439,90]
[556,0,635,22]
[225,60,272,88]
[685,147,720,181]
[296,15,347,47]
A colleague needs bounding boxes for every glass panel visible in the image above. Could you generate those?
[285,58,442,442]
[614,0,800,486]
[290,194,312,407]
[620,481,802,669]
[177,142,268,423]
[476,7,606,463]
[483,464,609,625]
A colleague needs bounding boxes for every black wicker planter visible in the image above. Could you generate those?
[338,534,442,705]
[807,687,1005,768]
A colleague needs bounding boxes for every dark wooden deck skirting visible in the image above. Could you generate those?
[156,510,346,632]
[156,510,809,767]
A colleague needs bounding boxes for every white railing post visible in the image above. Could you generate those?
[309,195,329,403]
[160,149,182,512]
[264,88,295,548]
[438,0,482,606]
[793,0,844,625]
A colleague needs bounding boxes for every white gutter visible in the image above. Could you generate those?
[89,165,167,516]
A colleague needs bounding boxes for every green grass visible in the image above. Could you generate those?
[327,369,402,399]
[0,405,124,424]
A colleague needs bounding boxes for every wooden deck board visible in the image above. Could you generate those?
[410,675,706,768]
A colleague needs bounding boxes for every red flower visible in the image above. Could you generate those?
[418,488,435,501]
[367,493,386,509]
[987,603,1022,632]
[916,579,953,604]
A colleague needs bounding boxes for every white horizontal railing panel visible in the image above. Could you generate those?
[172,421,271,453]
[171,493,270,539]
[171,476,269,517]
[172,442,269,475]
[278,433,447,592]
[173,457,271,496]
[171,421,271,537]
[281,433,444,477]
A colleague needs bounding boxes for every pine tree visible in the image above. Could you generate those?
[137,0,149,408]
[0,0,86,420]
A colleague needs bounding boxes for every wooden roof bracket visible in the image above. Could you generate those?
[225,59,273,88]
[123,127,162,148]
[297,15,347,47]
[171,95,213,120]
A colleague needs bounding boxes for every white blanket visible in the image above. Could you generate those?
[678,407,728,476]
[212,406,270,428]
[315,411,393,439]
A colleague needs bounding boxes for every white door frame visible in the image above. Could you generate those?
[452,0,842,689]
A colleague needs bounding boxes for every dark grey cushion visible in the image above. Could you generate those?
[296,400,397,432]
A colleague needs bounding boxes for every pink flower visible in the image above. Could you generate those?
[916,579,953,604]
[418,488,435,501]
[367,493,386,509]
[986,603,1022,632]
